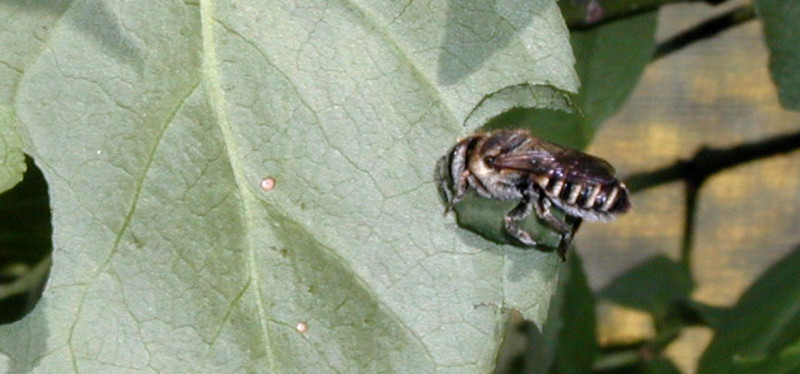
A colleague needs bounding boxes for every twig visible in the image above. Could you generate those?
[626,130,800,267]
[592,349,643,371]
[626,130,800,193]
[682,183,700,268]
[653,5,756,60]
[563,0,733,30]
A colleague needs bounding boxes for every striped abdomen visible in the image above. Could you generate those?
[532,175,630,222]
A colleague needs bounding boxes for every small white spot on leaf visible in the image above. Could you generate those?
[260,177,276,191]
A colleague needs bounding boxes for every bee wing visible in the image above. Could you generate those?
[552,150,618,182]
[491,151,555,173]
[493,148,618,184]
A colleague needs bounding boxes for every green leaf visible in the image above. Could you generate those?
[568,11,657,142]
[0,1,577,372]
[451,192,567,251]
[599,256,694,320]
[754,0,800,111]
[0,107,25,193]
[545,254,597,374]
[483,11,657,149]
[681,300,730,330]
[0,0,71,193]
[698,245,800,374]
[496,253,596,374]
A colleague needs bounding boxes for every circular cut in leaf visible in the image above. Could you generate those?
[0,156,52,324]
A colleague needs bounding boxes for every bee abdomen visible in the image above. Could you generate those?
[587,183,630,214]
[539,178,630,217]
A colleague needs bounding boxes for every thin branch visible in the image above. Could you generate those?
[653,5,756,60]
[626,130,800,193]
[627,130,800,268]
[681,182,700,268]
[563,0,733,30]
[593,349,643,371]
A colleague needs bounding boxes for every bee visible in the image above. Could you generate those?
[437,129,630,260]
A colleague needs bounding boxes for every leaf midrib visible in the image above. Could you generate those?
[199,1,276,371]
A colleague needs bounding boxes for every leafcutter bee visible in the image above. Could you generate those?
[437,129,630,260]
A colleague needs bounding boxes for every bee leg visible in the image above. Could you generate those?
[504,194,540,246]
[436,156,455,211]
[533,196,574,261]
[445,142,472,212]
[556,217,583,261]
[533,196,571,232]
[442,171,474,215]
[467,174,494,199]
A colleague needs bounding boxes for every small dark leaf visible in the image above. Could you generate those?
[568,11,657,142]
[698,245,800,374]
[453,192,563,251]
[679,300,730,330]
[513,253,596,374]
[754,0,800,111]
[547,253,597,374]
[484,11,657,150]
[599,255,694,320]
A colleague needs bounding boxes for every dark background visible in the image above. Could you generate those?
[577,1,800,372]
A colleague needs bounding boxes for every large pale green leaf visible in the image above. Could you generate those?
[0,1,73,192]
[754,0,800,111]
[0,107,25,193]
[0,0,578,372]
